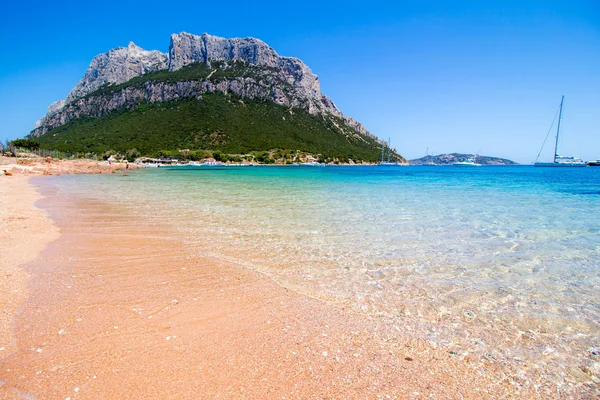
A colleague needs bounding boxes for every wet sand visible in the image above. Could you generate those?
[0,176,60,354]
[0,176,60,399]
[0,176,538,398]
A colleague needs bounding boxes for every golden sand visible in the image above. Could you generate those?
[0,171,537,398]
[1,155,137,176]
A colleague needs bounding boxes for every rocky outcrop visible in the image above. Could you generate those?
[167,33,323,112]
[168,33,280,70]
[34,100,66,129]
[32,32,375,141]
[66,42,168,103]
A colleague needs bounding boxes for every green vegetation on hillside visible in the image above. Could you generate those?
[87,61,292,98]
[36,93,388,162]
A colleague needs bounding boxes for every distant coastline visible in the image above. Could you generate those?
[409,153,517,165]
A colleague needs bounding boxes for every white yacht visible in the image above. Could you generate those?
[454,156,481,167]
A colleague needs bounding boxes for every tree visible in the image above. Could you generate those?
[10,139,40,150]
[212,151,223,161]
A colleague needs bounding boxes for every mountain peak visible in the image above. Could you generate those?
[167,32,280,71]
[32,32,376,143]
[62,41,168,105]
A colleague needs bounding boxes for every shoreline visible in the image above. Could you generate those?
[0,176,60,359]
[0,174,527,398]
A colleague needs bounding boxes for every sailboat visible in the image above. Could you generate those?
[423,147,437,166]
[378,138,398,166]
[534,96,586,167]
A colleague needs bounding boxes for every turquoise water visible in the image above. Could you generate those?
[43,165,600,385]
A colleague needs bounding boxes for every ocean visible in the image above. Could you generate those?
[39,164,600,387]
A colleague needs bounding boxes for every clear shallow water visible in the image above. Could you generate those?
[45,165,600,387]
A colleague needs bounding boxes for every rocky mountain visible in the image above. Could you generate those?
[64,42,168,104]
[30,32,373,143]
[409,153,517,165]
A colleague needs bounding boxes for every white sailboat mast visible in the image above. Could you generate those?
[554,95,564,163]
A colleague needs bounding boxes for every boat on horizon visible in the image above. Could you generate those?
[534,96,587,167]
[422,147,438,166]
[587,160,600,167]
[454,155,481,167]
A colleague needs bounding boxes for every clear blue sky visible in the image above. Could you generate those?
[1,0,598,163]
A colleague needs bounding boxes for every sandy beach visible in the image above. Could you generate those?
[0,176,60,353]
[1,155,137,176]
[0,166,540,398]
[0,175,60,399]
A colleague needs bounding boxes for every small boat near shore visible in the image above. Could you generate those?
[534,96,587,167]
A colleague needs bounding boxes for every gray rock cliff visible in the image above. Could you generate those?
[66,42,168,103]
[32,32,374,141]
